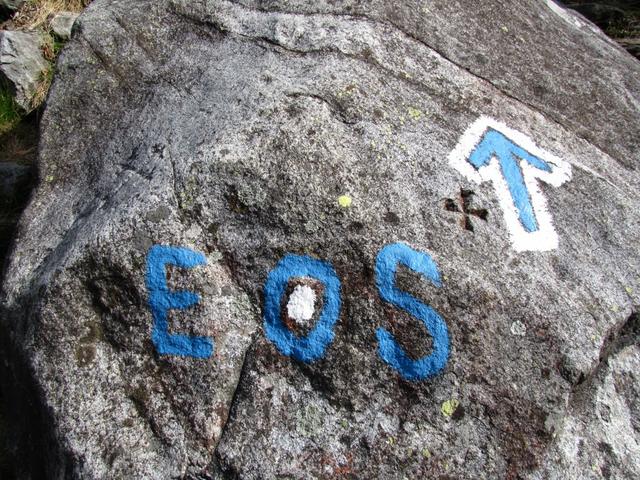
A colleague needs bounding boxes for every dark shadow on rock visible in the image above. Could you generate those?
[0,112,37,274]
[0,111,38,480]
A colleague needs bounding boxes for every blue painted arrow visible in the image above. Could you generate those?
[468,128,552,233]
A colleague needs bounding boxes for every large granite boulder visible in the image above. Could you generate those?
[1,0,638,478]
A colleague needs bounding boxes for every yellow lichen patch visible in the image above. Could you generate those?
[407,106,423,121]
[338,195,352,208]
[441,399,459,417]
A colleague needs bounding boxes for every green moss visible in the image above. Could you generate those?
[296,404,322,436]
[178,176,200,211]
[0,88,22,135]
[53,38,65,56]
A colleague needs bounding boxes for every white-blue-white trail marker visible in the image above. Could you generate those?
[448,117,572,252]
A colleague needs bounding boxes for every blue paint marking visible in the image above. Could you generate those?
[375,243,449,381]
[468,128,552,232]
[263,254,341,363]
[146,245,214,358]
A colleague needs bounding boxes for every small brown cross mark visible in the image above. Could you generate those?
[444,189,489,232]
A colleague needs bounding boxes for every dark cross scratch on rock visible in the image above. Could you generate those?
[444,188,489,232]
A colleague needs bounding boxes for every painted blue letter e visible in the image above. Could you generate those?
[146,245,214,358]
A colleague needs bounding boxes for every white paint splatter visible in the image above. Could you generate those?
[510,320,527,336]
[287,285,316,325]
[448,116,572,252]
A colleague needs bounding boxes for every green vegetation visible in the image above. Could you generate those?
[564,1,640,38]
[606,17,640,40]
[0,87,21,135]
[31,61,55,110]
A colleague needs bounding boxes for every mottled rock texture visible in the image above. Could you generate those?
[1,0,639,478]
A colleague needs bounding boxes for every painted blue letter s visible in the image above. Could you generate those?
[146,245,214,358]
[375,243,449,381]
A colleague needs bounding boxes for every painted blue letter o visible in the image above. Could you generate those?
[263,254,341,363]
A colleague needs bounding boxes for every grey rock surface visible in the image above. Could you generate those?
[50,11,79,40]
[533,314,640,480]
[0,30,48,112]
[0,0,25,12]
[0,0,639,478]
